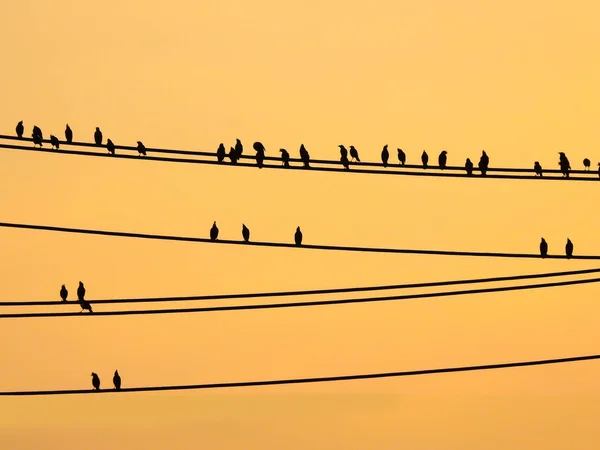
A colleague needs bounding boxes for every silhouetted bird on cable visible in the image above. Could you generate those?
[421,151,428,169]
[15,121,24,138]
[216,143,226,163]
[438,150,447,169]
[381,145,389,167]
[113,370,121,390]
[229,146,238,163]
[253,141,265,168]
[32,133,43,148]
[77,281,93,313]
[94,127,102,145]
[397,148,406,166]
[338,145,350,169]
[60,285,68,301]
[65,124,73,143]
[294,226,303,245]
[32,125,43,140]
[107,138,115,155]
[235,139,243,159]
[280,149,290,167]
[91,373,100,390]
[558,152,570,177]
[465,158,473,175]
[50,135,60,149]
[299,144,310,168]
[540,238,548,257]
[210,221,219,241]
[77,281,85,300]
[242,224,250,242]
[534,161,543,177]
[137,141,146,156]
[583,158,591,171]
[478,150,489,176]
[349,146,360,162]
[565,238,573,258]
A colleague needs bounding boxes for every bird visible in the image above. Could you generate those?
[210,221,219,241]
[60,285,68,301]
[77,281,86,300]
[397,148,406,166]
[65,124,73,143]
[137,141,146,156]
[91,372,101,390]
[558,152,570,177]
[253,141,265,168]
[94,127,103,145]
[79,298,93,313]
[113,370,121,390]
[32,125,43,140]
[106,138,115,155]
[465,158,473,175]
[381,145,389,167]
[294,226,303,245]
[235,139,243,159]
[438,150,448,169]
[16,121,24,138]
[32,134,43,148]
[228,146,238,163]
[242,224,250,242]
[534,161,543,177]
[216,143,226,163]
[540,238,548,257]
[299,144,310,168]
[50,135,60,149]
[349,146,360,162]
[421,151,429,169]
[338,145,348,160]
[478,150,489,176]
[565,238,573,258]
[583,158,591,171]
[280,149,290,167]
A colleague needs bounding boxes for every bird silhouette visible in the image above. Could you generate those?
[294,226,303,245]
[438,150,447,169]
[229,146,238,163]
[565,238,573,258]
[397,148,406,166]
[478,150,489,175]
[50,135,60,149]
[338,145,348,160]
[381,145,389,167]
[32,125,43,140]
[107,138,115,155]
[137,141,146,156]
[77,281,93,313]
[91,372,100,390]
[216,143,226,163]
[210,221,219,241]
[94,127,103,145]
[421,151,429,169]
[79,298,93,313]
[113,370,121,390]
[32,134,43,148]
[465,158,473,175]
[242,224,250,242]
[299,144,310,168]
[253,142,265,168]
[77,281,86,300]
[60,284,68,301]
[583,158,591,171]
[558,152,570,177]
[349,146,360,162]
[534,161,543,177]
[16,121,24,138]
[65,124,73,143]
[540,238,548,257]
[235,139,243,159]
[280,149,290,167]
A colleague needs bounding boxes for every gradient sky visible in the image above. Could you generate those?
[1,0,600,448]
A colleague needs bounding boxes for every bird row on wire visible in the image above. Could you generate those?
[540,238,574,258]
[60,282,93,313]
[91,370,122,391]
[12,121,600,177]
[209,222,303,245]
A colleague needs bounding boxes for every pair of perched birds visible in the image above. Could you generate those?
[539,238,573,258]
[209,222,304,245]
[91,370,121,390]
[60,281,93,312]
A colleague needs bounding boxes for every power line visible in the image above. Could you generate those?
[1,353,598,396]
[2,276,598,319]
[3,267,600,307]
[0,139,598,182]
[1,221,598,260]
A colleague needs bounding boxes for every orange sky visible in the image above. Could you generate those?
[1,0,600,448]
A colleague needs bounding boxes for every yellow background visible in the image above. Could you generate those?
[1,0,599,448]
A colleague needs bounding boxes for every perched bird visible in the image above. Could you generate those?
[294,226,303,245]
[137,141,146,156]
[60,284,68,301]
[106,138,115,155]
[50,135,60,149]
[438,150,447,169]
[465,158,473,175]
[421,151,429,169]
[565,238,573,258]
[280,149,290,167]
[397,148,406,166]
[242,224,250,242]
[299,144,310,168]
[381,145,389,167]
[65,124,73,143]
[210,221,219,241]
[229,146,238,163]
[349,145,360,162]
[16,121,24,138]
[478,150,489,176]
[558,152,570,177]
[340,153,350,170]
[534,161,543,177]
[216,143,226,163]
[234,139,243,159]
[77,282,93,313]
[253,141,265,168]
[540,238,548,257]
[338,145,348,160]
[583,158,591,171]
[94,127,103,145]
[32,125,43,140]
[32,134,43,148]
[91,372,100,390]
[77,281,86,301]
[113,370,121,390]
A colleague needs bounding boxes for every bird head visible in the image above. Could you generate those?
[79,281,83,285]
[115,370,119,375]
[383,145,388,150]
[91,372,96,377]
[96,127,100,131]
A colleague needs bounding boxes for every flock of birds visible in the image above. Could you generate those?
[11,121,600,176]
[91,370,121,391]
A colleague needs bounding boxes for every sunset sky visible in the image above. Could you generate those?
[1,0,600,448]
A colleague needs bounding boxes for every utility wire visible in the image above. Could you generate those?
[2,276,598,319]
[0,221,598,260]
[3,267,600,307]
[1,353,598,396]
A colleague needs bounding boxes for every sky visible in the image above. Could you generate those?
[1,0,600,448]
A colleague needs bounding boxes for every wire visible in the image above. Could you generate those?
[2,276,598,318]
[1,353,598,396]
[0,221,597,260]
[0,139,598,182]
[3,267,600,307]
